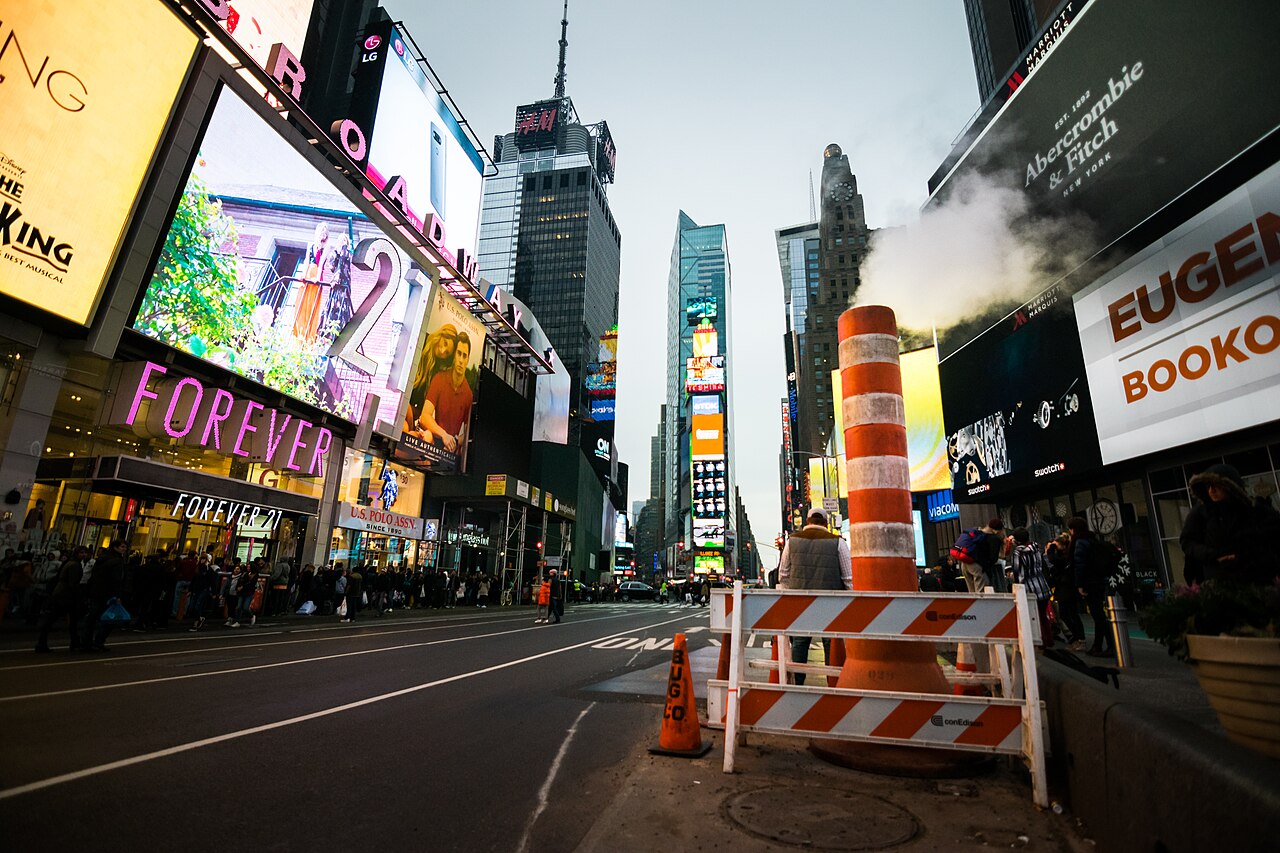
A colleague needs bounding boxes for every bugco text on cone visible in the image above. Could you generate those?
[650,632,712,757]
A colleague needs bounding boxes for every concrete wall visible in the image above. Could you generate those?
[1039,659,1280,852]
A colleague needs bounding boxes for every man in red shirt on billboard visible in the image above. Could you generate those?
[421,332,474,453]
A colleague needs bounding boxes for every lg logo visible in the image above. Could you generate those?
[364,35,382,50]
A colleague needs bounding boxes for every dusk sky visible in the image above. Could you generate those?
[387,0,983,560]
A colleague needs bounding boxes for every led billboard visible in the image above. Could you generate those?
[514,100,564,152]
[900,349,952,492]
[685,296,718,326]
[930,0,1279,261]
[685,356,726,393]
[690,413,725,460]
[347,21,485,267]
[133,86,431,426]
[1073,160,1280,464]
[0,0,197,325]
[398,283,487,473]
[940,295,1103,501]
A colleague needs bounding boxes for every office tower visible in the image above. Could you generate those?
[476,6,620,453]
[962,0,1061,101]
[667,212,737,574]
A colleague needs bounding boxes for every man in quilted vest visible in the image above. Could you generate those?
[778,507,852,684]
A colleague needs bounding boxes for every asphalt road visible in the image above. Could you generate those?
[0,601,716,853]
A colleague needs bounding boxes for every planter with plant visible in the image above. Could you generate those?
[1139,579,1280,759]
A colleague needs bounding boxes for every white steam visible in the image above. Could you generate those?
[857,172,1092,330]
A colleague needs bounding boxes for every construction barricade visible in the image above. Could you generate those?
[708,582,1048,807]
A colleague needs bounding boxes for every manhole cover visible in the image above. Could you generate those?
[723,786,920,850]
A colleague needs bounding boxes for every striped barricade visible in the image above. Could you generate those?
[711,582,1047,807]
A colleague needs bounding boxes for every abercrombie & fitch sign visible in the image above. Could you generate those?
[101,361,333,477]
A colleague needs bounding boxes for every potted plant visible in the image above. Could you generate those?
[1139,580,1280,759]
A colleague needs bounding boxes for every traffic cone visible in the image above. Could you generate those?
[650,633,711,757]
[716,633,731,681]
[827,637,846,688]
[769,635,782,684]
[953,643,984,696]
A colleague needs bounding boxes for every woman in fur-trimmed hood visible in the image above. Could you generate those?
[1180,464,1280,585]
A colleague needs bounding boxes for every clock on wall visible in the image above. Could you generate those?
[830,180,855,202]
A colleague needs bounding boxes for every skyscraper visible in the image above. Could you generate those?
[476,5,620,454]
[962,0,1062,101]
[667,212,736,574]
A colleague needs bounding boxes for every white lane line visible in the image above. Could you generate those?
[0,612,636,702]
[517,702,596,853]
[0,613,694,800]
[0,608,630,671]
[0,611,534,656]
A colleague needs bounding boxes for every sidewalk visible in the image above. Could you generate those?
[580,646,1093,852]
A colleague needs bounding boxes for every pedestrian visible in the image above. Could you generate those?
[186,559,216,631]
[81,540,127,652]
[548,568,564,623]
[34,546,89,653]
[700,576,711,607]
[343,565,363,622]
[534,574,549,623]
[476,574,490,608]
[953,518,1006,593]
[1068,516,1113,658]
[172,550,198,619]
[1009,528,1054,648]
[224,564,244,627]
[778,507,852,684]
[269,557,291,616]
[658,580,669,604]
[1180,463,1280,586]
[1046,533,1085,650]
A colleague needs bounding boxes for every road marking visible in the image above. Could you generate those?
[516,702,596,853]
[0,612,647,702]
[0,613,693,800]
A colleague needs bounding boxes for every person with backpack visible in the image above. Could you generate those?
[1068,516,1114,658]
[951,518,1006,593]
[1010,528,1054,648]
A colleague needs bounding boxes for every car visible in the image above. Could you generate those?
[617,581,655,602]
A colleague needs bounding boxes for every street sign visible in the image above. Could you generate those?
[822,497,839,513]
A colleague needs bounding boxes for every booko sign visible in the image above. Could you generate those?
[1074,161,1280,464]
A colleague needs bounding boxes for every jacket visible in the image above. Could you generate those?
[779,526,852,591]
[1011,544,1051,601]
[87,551,124,600]
[1181,464,1280,585]
[537,581,551,606]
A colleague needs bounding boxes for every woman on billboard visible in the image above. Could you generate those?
[404,323,458,434]
[292,223,330,343]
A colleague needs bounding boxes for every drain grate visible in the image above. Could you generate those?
[723,786,920,851]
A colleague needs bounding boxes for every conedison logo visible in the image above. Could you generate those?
[925,611,977,622]
[930,715,984,728]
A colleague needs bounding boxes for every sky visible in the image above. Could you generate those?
[386,0,982,561]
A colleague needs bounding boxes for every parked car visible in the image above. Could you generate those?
[617,581,655,602]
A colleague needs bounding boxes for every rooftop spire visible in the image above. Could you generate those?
[553,0,569,98]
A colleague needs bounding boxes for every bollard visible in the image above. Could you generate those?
[1106,595,1135,668]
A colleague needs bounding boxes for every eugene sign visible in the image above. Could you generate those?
[1074,162,1280,464]
[102,362,333,477]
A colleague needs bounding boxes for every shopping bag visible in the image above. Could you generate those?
[296,600,317,615]
[100,598,132,626]
[361,592,368,606]
[337,599,347,617]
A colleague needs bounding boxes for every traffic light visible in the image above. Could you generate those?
[536,541,543,551]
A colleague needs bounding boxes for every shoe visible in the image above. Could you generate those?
[225,619,233,626]
[188,627,199,632]
[229,621,240,628]
[196,617,206,629]
[250,615,256,626]
[1069,640,1086,652]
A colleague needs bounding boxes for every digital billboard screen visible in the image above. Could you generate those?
[690,413,725,460]
[930,0,1279,259]
[900,349,953,493]
[940,297,1104,501]
[132,86,432,426]
[397,283,487,473]
[514,100,564,152]
[685,296,718,326]
[348,22,485,266]
[0,0,197,326]
[685,356,726,393]
[1073,160,1280,464]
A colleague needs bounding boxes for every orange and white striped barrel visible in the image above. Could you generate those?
[833,306,951,710]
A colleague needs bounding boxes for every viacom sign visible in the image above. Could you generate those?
[925,489,959,522]
[1074,161,1280,464]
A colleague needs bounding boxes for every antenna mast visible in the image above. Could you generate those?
[809,170,817,221]
[554,1,569,98]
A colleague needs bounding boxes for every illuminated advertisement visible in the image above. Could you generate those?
[585,360,617,396]
[514,100,564,152]
[0,0,197,325]
[694,553,724,575]
[490,287,570,443]
[929,0,1278,262]
[589,398,616,421]
[900,348,952,492]
[133,86,431,426]
[216,1,315,73]
[926,489,960,522]
[397,283,487,474]
[614,512,630,548]
[685,356,726,393]
[594,120,617,184]
[807,456,844,513]
[692,321,719,358]
[692,457,727,522]
[598,327,619,361]
[693,518,725,549]
[685,296,718,326]
[1074,161,1280,464]
[940,295,1103,500]
[347,21,485,266]
[691,413,725,460]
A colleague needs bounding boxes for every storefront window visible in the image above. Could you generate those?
[330,450,425,571]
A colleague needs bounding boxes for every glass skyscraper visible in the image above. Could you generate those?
[666,212,736,572]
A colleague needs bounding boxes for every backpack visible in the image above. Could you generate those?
[950,529,987,564]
